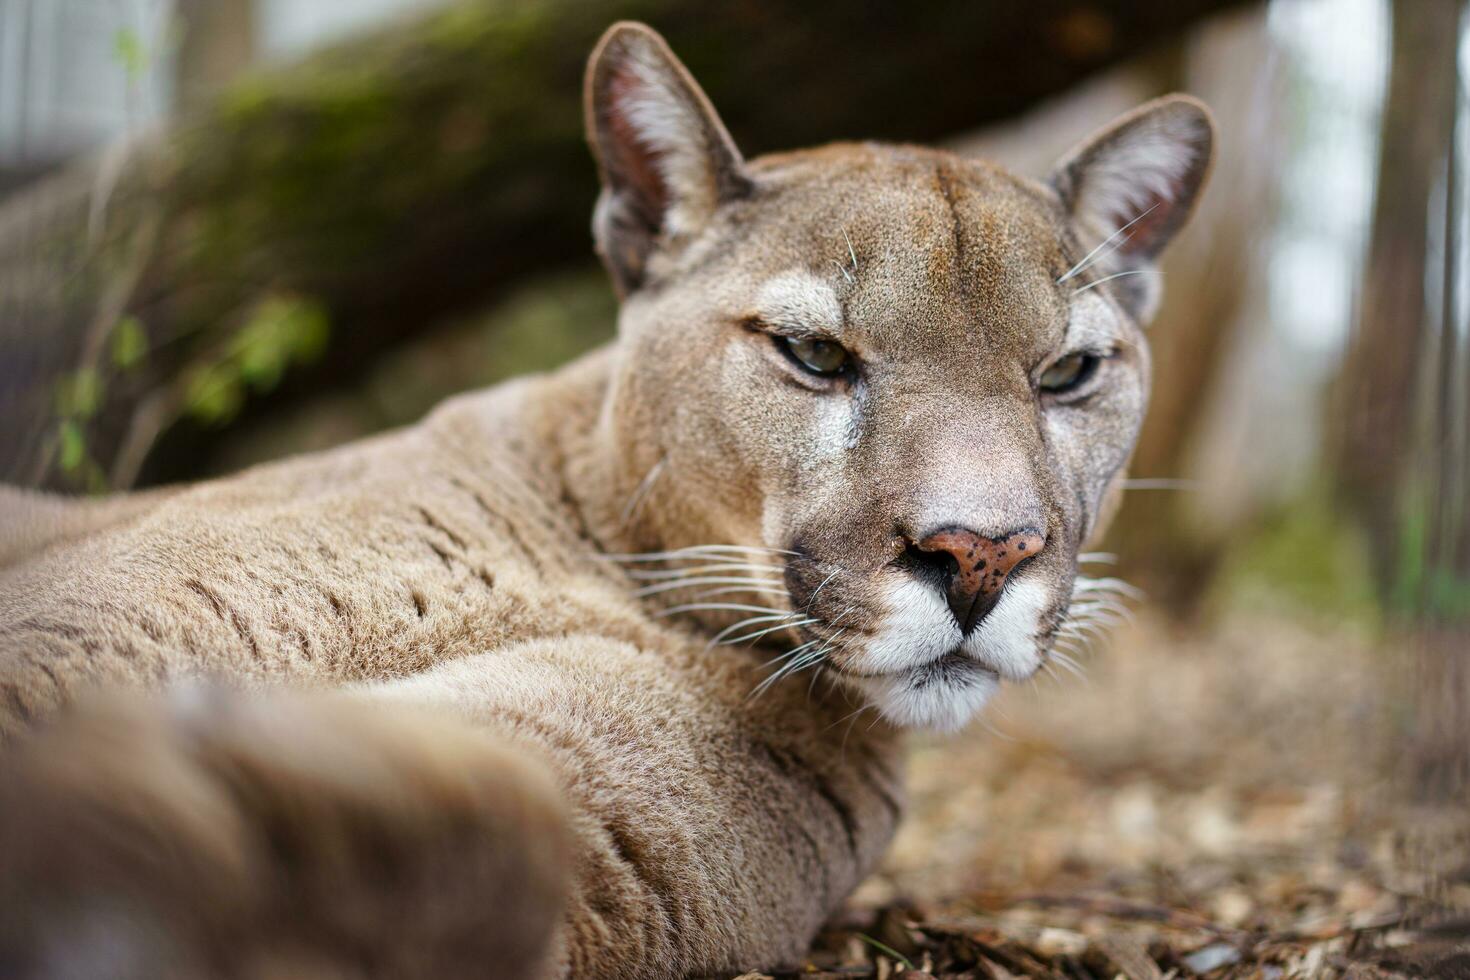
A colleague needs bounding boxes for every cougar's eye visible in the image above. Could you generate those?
[1039,352,1100,393]
[778,336,850,376]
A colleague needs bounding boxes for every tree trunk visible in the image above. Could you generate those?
[1335,0,1461,582]
[0,0,1251,491]
[1334,0,1470,804]
[175,0,258,109]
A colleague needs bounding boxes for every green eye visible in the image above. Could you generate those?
[1039,353,1101,393]
[779,336,851,376]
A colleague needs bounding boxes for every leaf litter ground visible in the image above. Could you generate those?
[732,610,1469,979]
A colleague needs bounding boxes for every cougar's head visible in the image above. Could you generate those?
[586,23,1214,731]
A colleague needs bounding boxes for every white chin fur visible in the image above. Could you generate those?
[848,668,999,733]
[842,576,1050,731]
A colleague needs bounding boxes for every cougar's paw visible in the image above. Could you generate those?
[0,687,571,980]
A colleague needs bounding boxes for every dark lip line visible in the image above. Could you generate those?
[831,650,1001,682]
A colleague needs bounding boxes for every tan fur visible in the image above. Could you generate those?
[0,23,1212,979]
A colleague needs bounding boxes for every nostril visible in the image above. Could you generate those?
[900,541,959,587]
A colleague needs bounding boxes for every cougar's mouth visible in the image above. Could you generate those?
[910,650,1000,685]
[832,649,999,685]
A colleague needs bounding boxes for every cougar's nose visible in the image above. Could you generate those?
[907,527,1046,635]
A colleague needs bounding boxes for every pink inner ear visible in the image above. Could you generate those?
[1113,189,1176,258]
[605,66,671,225]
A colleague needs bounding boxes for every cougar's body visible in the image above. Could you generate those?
[0,22,1212,979]
[0,352,902,977]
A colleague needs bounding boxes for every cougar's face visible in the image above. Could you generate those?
[587,25,1212,730]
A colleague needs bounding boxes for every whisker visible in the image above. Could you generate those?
[1056,202,1160,283]
[1071,268,1162,297]
[722,618,818,646]
[598,544,798,563]
[1070,595,1132,613]
[634,576,788,598]
[748,631,841,701]
[1077,552,1117,565]
[1073,576,1145,600]
[1058,620,1109,642]
[1050,650,1088,682]
[618,456,667,528]
[657,602,783,617]
[692,586,792,599]
[628,562,783,580]
[760,639,820,669]
[1120,478,1198,491]
[805,568,840,608]
[710,613,799,645]
[828,702,873,734]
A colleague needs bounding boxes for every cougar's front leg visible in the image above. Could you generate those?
[369,635,908,979]
[0,688,572,980]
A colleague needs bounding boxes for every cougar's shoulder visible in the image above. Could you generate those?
[0,362,644,736]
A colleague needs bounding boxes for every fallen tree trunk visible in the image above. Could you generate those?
[0,0,1252,490]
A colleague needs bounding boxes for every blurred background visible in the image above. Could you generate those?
[1,0,1468,975]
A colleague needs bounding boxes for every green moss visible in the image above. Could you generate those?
[1392,490,1470,621]
[360,266,615,427]
[1210,483,1382,627]
[184,294,330,426]
[110,316,149,370]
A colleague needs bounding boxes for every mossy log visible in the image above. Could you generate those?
[0,0,1249,490]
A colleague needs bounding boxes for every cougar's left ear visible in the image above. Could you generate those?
[585,22,750,296]
[1049,94,1215,322]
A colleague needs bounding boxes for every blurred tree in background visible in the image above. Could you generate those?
[0,0,1247,493]
[1333,0,1470,797]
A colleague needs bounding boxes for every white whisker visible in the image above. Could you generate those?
[722,618,818,646]
[748,629,842,701]
[692,586,792,599]
[1056,202,1161,283]
[1120,478,1198,491]
[599,544,798,563]
[805,568,840,608]
[618,456,666,528]
[1071,268,1162,296]
[634,575,788,598]
[1050,650,1088,683]
[711,613,798,646]
[628,562,783,580]
[658,602,783,617]
[761,639,820,668]
[1072,575,1145,600]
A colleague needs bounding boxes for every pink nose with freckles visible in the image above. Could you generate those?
[913,527,1047,635]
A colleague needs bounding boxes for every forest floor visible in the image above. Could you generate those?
[744,607,1470,979]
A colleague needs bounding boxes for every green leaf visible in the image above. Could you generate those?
[113,28,147,78]
[55,368,105,420]
[110,316,148,369]
[58,421,85,472]
[235,320,287,389]
[854,934,915,970]
[288,304,330,363]
[233,294,330,389]
[184,365,244,425]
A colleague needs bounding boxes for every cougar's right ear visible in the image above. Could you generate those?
[585,22,749,296]
[1049,95,1215,322]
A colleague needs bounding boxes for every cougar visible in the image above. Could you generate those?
[0,22,1213,979]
